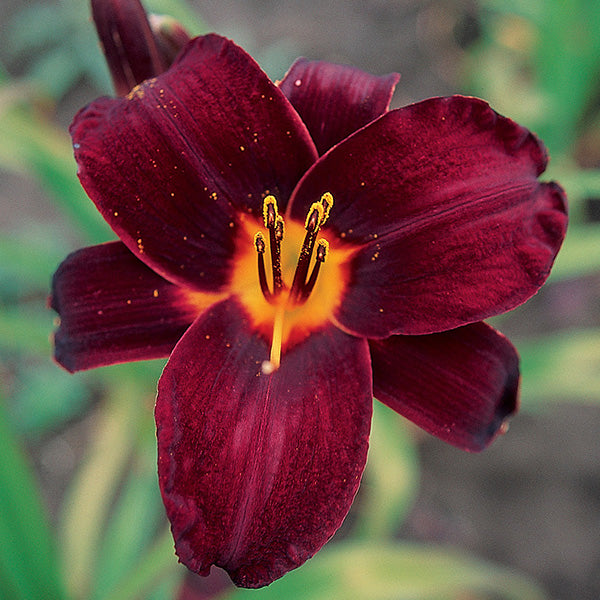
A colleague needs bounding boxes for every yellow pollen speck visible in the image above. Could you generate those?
[170,192,175,197]
[294,79,302,87]
[205,334,211,340]
[137,238,144,253]
[360,181,366,187]
[113,211,119,216]
[240,145,245,151]
[153,289,159,297]
[126,299,132,305]
[183,235,188,241]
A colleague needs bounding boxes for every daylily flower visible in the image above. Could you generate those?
[51,27,567,589]
[91,0,190,96]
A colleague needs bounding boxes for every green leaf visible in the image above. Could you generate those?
[519,329,600,405]
[99,528,183,600]
[0,231,68,295]
[227,541,546,600]
[145,0,208,35]
[0,304,53,355]
[353,402,419,540]
[0,99,111,244]
[0,393,68,600]
[10,362,91,435]
[59,381,147,599]
[549,223,600,281]
[91,428,165,600]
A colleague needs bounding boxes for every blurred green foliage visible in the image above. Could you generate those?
[1,0,599,599]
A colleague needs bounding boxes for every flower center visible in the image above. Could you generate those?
[253,194,332,372]
[229,193,354,375]
[254,193,332,307]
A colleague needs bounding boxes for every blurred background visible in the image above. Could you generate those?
[1,1,599,599]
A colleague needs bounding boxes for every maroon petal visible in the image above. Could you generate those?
[370,322,519,451]
[71,34,317,291]
[91,0,167,96]
[290,96,567,337]
[50,242,220,372]
[156,298,372,588]
[278,58,399,154]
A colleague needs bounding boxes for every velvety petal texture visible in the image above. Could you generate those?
[370,322,519,451]
[156,299,372,588]
[51,242,218,372]
[289,95,568,337]
[91,0,167,96]
[278,58,399,154]
[71,34,317,292]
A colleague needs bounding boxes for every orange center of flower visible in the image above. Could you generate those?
[229,193,354,373]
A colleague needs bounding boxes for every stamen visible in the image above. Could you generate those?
[301,239,328,301]
[254,232,272,301]
[263,195,278,228]
[320,192,334,226]
[253,192,335,370]
[261,196,284,294]
[305,202,324,233]
[290,202,325,303]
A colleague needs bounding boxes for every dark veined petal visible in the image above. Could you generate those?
[50,242,221,372]
[71,34,318,292]
[91,0,167,96]
[289,96,567,336]
[370,322,519,451]
[156,298,372,588]
[278,58,399,154]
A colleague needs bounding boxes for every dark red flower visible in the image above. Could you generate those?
[51,32,567,588]
[91,0,190,96]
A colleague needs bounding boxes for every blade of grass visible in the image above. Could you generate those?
[59,377,146,599]
[0,393,68,600]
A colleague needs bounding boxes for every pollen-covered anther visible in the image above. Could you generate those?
[274,215,285,242]
[305,202,324,233]
[254,231,266,254]
[320,192,334,226]
[254,231,272,302]
[315,238,329,262]
[263,195,278,228]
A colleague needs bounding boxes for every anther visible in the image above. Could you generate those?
[263,195,278,228]
[254,232,272,301]
[274,215,284,242]
[254,231,266,254]
[305,202,324,233]
[320,192,334,226]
